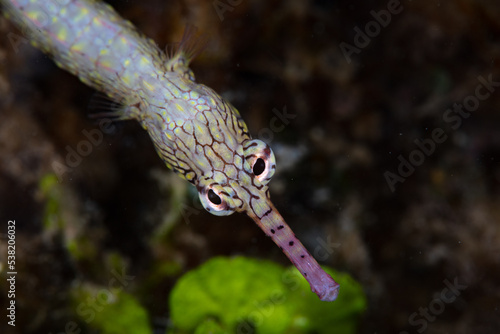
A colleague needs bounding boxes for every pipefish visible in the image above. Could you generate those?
[1,0,339,301]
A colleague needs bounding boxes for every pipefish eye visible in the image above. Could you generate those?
[243,139,276,185]
[253,158,266,176]
[207,189,222,205]
[198,183,234,216]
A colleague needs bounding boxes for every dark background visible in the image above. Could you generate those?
[1,0,499,333]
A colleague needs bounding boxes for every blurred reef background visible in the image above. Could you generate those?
[0,0,499,333]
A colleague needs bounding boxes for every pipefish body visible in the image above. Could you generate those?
[1,0,340,301]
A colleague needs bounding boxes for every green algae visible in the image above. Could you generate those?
[169,256,366,334]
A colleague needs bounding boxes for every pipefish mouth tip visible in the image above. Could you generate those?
[320,284,340,302]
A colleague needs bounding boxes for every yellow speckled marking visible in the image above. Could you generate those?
[92,16,102,27]
[142,79,154,91]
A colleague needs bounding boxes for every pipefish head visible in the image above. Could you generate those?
[196,137,277,218]
[158,82,278,218]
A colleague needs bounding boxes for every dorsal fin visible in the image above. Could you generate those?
[165,24,208,81]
